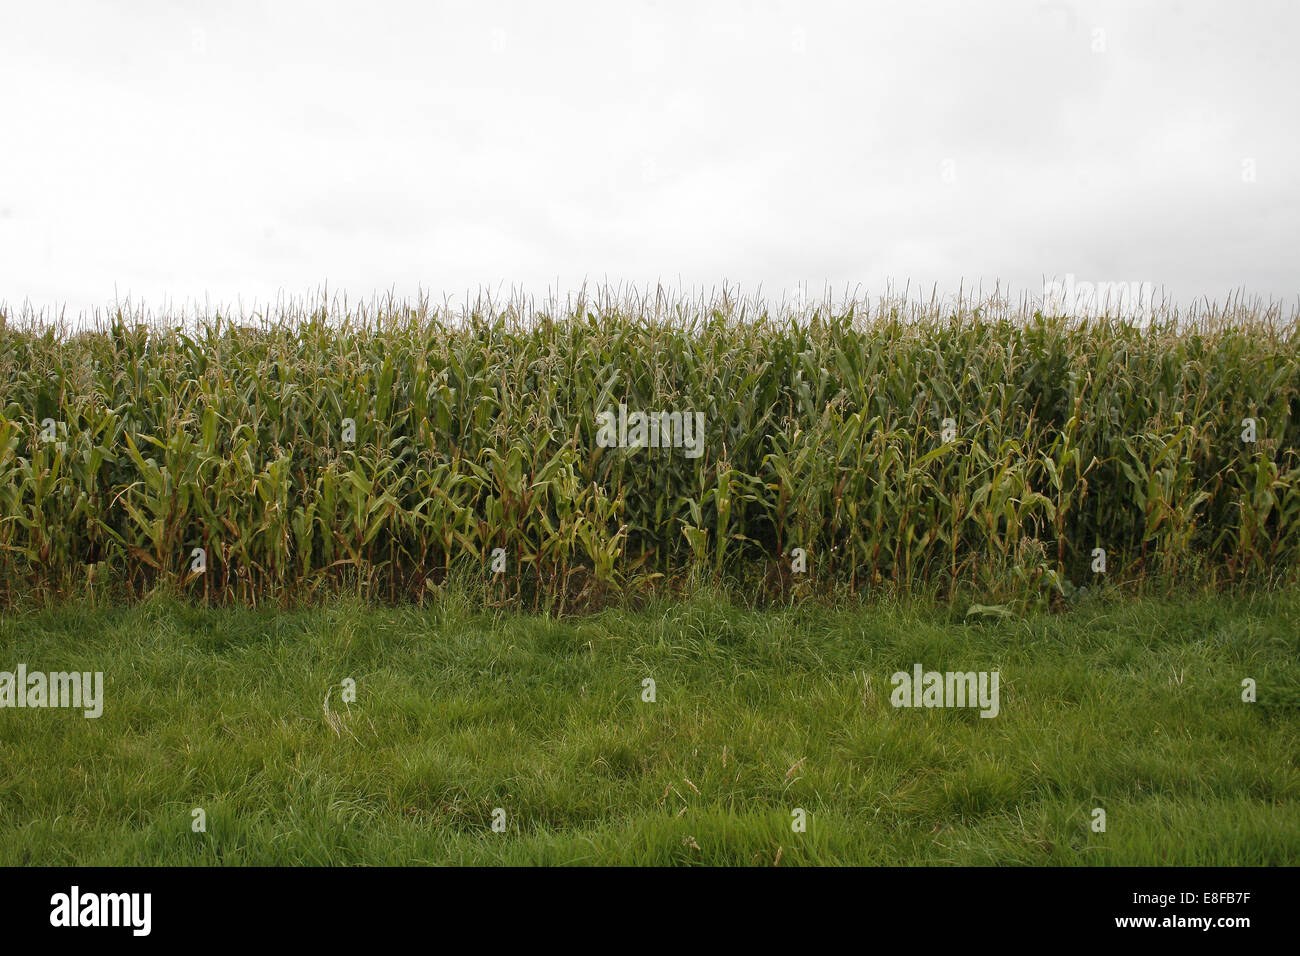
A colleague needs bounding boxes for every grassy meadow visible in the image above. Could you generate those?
[1,589,1297,866]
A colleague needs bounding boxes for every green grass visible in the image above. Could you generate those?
[2,590,1298,865]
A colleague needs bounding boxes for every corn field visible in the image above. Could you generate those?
[2,290,1298,609]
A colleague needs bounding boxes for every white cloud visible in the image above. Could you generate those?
[1,0,1296,317]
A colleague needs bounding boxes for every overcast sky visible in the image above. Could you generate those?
[2,0,1297,318]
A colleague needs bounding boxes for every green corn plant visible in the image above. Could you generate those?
[0,292,1297,607]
